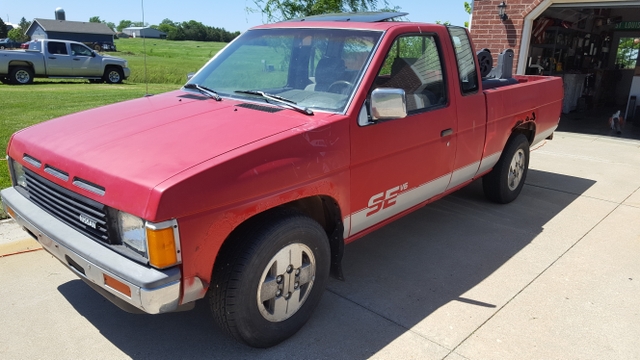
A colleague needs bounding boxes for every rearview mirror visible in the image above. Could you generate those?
[370,88,407,121]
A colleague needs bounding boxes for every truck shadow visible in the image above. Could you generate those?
[57,169,596,359]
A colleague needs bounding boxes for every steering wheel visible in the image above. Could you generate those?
[328,80,353,95]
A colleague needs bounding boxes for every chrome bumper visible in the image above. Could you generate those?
[1,187,181,314]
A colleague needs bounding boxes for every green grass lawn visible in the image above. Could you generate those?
[0,38,227,218]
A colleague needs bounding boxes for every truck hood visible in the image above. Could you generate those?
[8,90,323,216]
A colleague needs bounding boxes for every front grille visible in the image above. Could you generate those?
[23,169,112,244]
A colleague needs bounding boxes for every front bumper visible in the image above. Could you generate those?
[123,67,131,79]
[1,187,181,314]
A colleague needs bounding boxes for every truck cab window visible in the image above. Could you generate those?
[374,35,446,113]
[47,42,68,55]
[448,27,479,94]
[70,44,93,57]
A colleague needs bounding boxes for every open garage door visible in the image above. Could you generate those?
[521,1,640,134]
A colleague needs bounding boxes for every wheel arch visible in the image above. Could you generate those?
[213,195,346,282]
[512,120,536,145]
[8,60,35,70]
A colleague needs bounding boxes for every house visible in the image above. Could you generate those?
[471,0,640,121]
[25,18,116,50]
[122,26,167,39]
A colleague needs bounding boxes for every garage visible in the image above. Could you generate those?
[471,0,640,137]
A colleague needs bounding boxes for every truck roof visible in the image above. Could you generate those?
[282,11,407,23]
[253,12,445,31]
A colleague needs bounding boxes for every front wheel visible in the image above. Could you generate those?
[209,210,331,348]
[482,133,530,204]
[103,66,124,84]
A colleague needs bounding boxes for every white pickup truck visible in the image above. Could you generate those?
[0,39,130,85]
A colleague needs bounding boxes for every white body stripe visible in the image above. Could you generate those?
[348,153,502,237]
[342,216,351,239]
[349,175,450,236]
[532,124,557,146]
[447,161,480,191]
[475,152,501,177]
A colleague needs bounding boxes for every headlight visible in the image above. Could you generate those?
[117,212,147,256]
[124,61,128,68]
[116,212,181,269]
[10,159,28,188]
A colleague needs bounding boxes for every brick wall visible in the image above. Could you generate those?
[471,0,544,73]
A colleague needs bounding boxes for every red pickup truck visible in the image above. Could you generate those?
[1,13,563,348]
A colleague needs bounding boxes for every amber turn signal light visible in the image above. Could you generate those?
[5,205,16,219]
[146,226,178,269]
[104,274,132,297]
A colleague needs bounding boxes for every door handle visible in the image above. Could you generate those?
[48,57,56,59]
[73,58,81,61]
[441,128,453,137]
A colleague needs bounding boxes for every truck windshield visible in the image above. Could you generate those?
[187,28,382,113]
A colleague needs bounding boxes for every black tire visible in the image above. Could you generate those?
[9,66,34,85]
[103,66,124,84]
[482,133,530,204]
[209,209,331,348]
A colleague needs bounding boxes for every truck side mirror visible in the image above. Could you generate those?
[370,88,407,121]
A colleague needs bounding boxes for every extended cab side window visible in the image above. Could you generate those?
[375,35,446,113]
[448,27,479,94]
[47,42,68,55]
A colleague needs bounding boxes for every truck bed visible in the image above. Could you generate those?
[483,75,563,158]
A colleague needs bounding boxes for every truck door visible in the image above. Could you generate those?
[44,41,73,76]
[349,32,457,236]
[70,43,101,76]
[445,27,488,190]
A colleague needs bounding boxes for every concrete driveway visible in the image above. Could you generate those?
[1,131,639,359]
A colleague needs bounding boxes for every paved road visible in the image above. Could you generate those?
[1,132,639,359]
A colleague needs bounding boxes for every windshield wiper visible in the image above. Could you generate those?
[184,83,221,101]
[235,90,313,115]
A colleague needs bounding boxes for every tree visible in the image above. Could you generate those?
[117,20,133,32]
[104,21,116,31]
[156,18,177,34]
[0,17,8,38]
[9,17,31,42]
[464,1,472,28]
[8,28,27,42]
[89,16,101,23]
[18,17,31,40]
[253,0,389,22]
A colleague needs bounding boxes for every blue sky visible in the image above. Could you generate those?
[2,0,471,33]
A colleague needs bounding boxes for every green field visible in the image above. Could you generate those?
[0,38,227,218]
[115,38,227,84]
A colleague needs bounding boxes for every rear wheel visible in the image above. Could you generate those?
[103,66,123,84]
[483,134,530,203]
[9,66,34,85]
[209,209,331,348]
